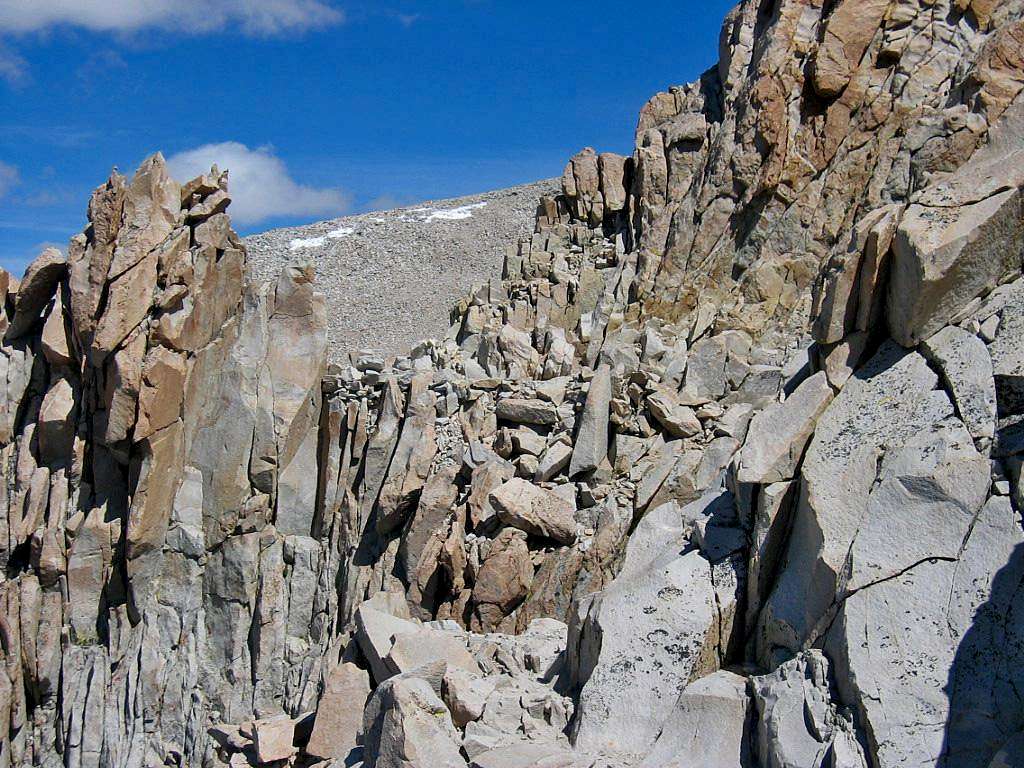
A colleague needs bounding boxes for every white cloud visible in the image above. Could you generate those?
[0,0,343,36]
[166,142,349,227]
[0,161,19,199]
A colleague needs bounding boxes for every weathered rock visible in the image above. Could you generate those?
[489,478,577,545]
[362,674,465,768]
[470,742,578,768]
[812,0,889,97]
[736,371,834,485]
[91,247,158,358]
[569,501,740,760]
[495,397,558,425]
[8,247,67,339]
[37,376,76,465]
[888,149,1024,346]
[306,662,371,761]
[825,494,1024,768]
[568,365,611,477]
[639,670,751,768]
[253,716,297,763]
[759,343,956,661]
[468,452,516,527]
[386,628,479,678]
[751,651,867,768]
[355,601,420,684]
[535,442,572,483]
[134,345,188,441]
[646,387,702,438]
[472,528,533,631]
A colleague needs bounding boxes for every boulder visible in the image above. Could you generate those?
[736,371,834,485]
[362,675,465,768]
[647,387,702,438]
[306,662,371,761]
[751,651,867,768]
[639,670,751,768]
[535,442,572,482]
[253,716,297,764]
[489,478,577,545]
[472,528,533,631]
[922,325,997,443]
[495,397,558,425]
[386,629,479,678]
[568,365,612,477]
[354,602,420,684]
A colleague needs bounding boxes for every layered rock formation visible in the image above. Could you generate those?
[1,0,1023,767]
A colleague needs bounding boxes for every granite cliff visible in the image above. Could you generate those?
[0,0,1022,766]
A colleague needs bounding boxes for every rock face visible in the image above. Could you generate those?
[2,1,1024,767]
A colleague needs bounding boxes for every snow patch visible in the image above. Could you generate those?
[327,226,355,238]
[395,201,489,223]
[424,202,488,222]
[290,236,326,250]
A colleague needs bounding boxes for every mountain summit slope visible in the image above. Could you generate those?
[245,181,556,360]
[0,1,1021,767]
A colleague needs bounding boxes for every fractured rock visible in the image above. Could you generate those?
[362,674,465,768]
[639,670,751,768]
[736,371,834,485]
[922,325,997,443]
[306,662,371,761]
[568,364,611,477]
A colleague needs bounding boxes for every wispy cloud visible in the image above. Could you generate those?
[76,50,128,88]
[394,12,422,28]
[166,142,350,227]
[0,41,26,86]
[0,0,344,36]
[0,161,19,199]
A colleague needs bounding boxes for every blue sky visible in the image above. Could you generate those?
[0,0,734,275]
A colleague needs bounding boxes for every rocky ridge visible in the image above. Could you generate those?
[0,1,1022,767]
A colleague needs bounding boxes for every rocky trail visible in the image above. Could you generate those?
[0,1,1022,767]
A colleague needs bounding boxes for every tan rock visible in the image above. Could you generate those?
[737,372,835,485]
[101,326,146,445]
[647,388,702,438]
[41,289,73,367]
[109,153,180,277]
[7,247,67,339]
[91,247,158,359]
[386,629,479,678]
[68,173,126,344]
[126,419,184,561]
[134,345,188,442]
[812,0,889,98]
[253,715,297,763]
[472,528,533,630]
[599,152,630,213]
[489,478,577,545]
[305,662,370,761]
[37,377,76,466]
